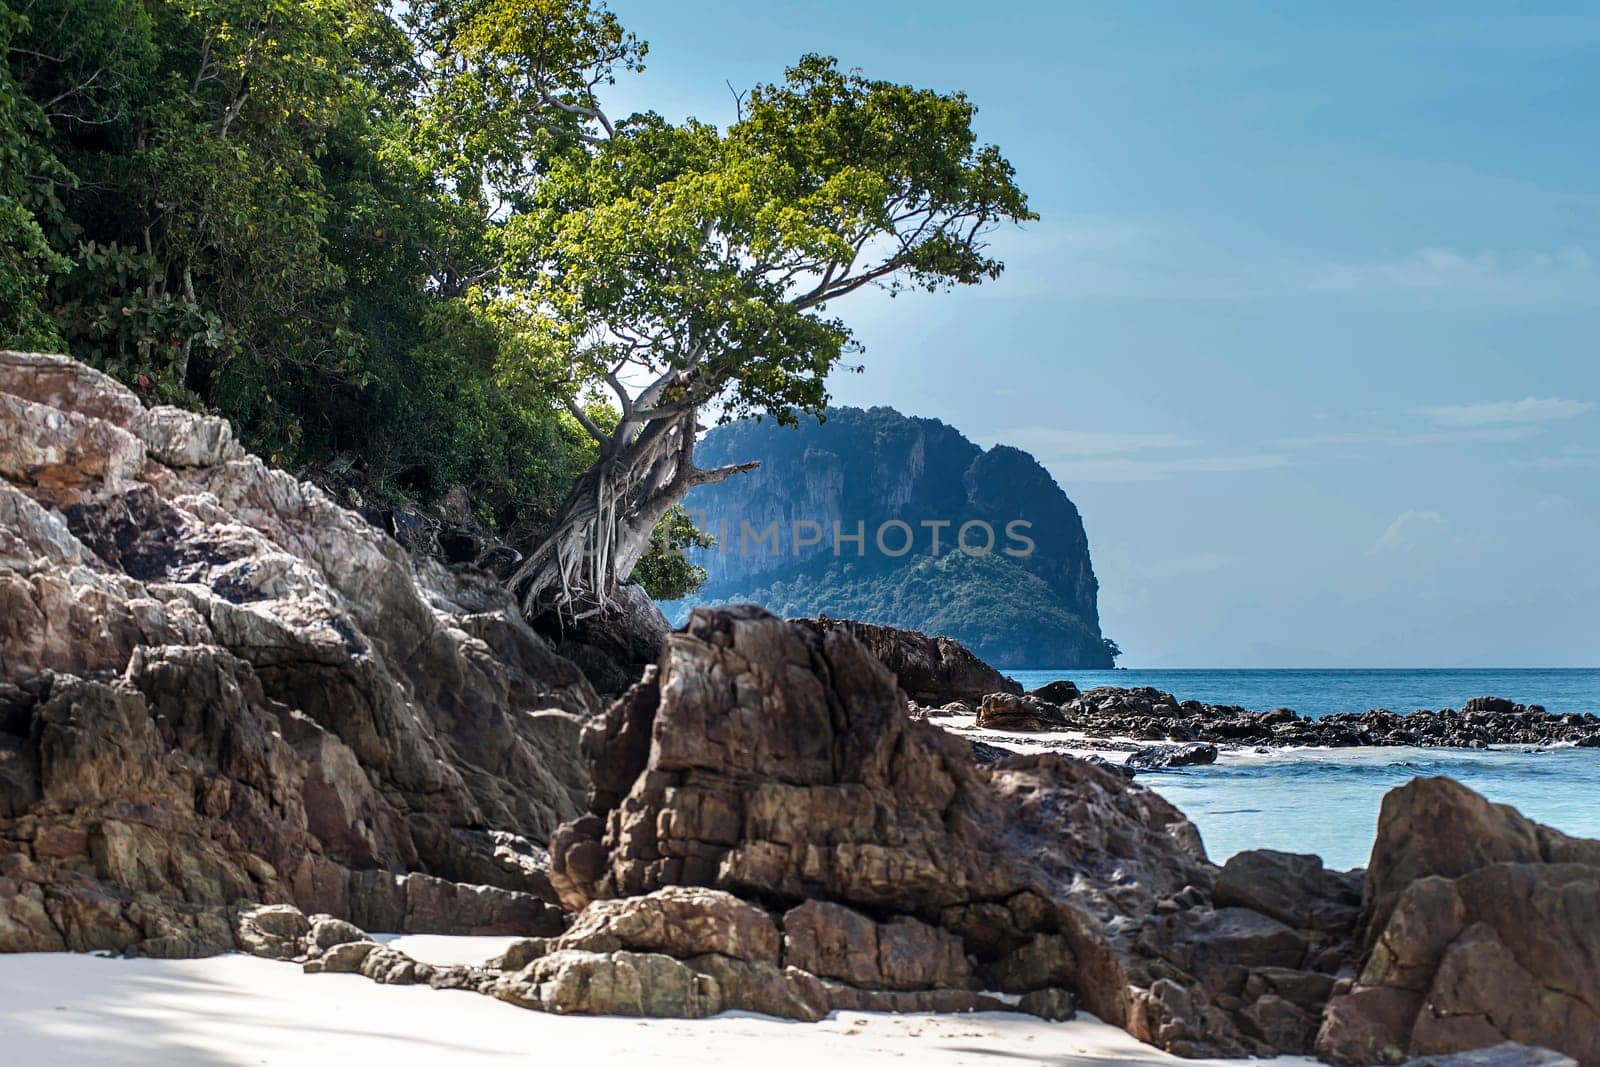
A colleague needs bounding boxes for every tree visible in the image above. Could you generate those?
[629,503,715,600]
[505,54,1033,617]
[3,0,619,528]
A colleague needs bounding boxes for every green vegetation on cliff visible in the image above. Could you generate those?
[663,407,1118,668]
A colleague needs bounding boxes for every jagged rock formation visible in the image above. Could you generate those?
[547,605,1361,1057]
[0,351,593,955]
[661,406,1114,668]
[803,616,1020,705]
[1317,778,1600,1065]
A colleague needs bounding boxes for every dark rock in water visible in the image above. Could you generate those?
[1027,679,1082,704]
[1126,742,1219,769]
[547,606,1363,1057]
[0,351,593,954]
[1084,754,1137,780]
[1317,778,1600,1065]
[1021,681,1600,749]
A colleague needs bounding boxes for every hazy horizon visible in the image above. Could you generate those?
[612,1,1600,667]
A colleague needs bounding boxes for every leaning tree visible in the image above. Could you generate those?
[501,52,1033,619]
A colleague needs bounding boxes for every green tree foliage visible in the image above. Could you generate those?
[629,503,715,601]
[0,0,608,528]
[0,3,70,348]
[3,2,1028,613]
[506,54,1034,613]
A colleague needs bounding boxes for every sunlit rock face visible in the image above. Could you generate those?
[0,351,594,955]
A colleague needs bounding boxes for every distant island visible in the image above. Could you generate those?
[660,406,1119,668]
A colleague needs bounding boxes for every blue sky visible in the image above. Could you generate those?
[608,1,1600,667]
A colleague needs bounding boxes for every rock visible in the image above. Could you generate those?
[1083,754,1136,779]
[535,582,669,699]
[1242,993,1319,1051]
[782,900,971,991]
[975,692,1069,732]
[1400,1044,1579,1067]
[802,615,1021,705]
[819,982,1012,1014]
[1052,683,1600,749]
[685,954,831,1021]
[1017,987,1078,1021]
[488,938,550,972]
[1317,778,1600,1065]
[1125,743,1218,769]
[516,949,723,1018]
[549,606,1343,1056]
[1026,680,1081,705]
[1214,850,1362,932]
[303,939,377,974]
[360,944,431,985]
[234,904,311,960]
[306,915,368,952]
[969,739,1012,764]
[0,351,596,953]
[551,886,778,963]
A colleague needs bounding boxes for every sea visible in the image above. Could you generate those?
[1002,667,1600,871]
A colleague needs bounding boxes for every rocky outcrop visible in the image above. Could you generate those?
[804,616,1019,706]
[547,605,1361,1057]
[1317,778,1600,1065]
[981,683,1600,749]
[975,691,1066,731]
[534,581,671,699]
[1126,743,1219,769]
[0,351,591,955]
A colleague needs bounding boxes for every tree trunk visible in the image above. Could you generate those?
[511,407,758,622]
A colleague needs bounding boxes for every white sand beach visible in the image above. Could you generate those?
[0,946,1309,1067]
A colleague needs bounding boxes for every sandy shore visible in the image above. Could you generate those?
[0,944,1307,1067]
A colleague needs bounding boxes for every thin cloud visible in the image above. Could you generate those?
[1308,247,1597,299]
[1371,511,1447,554]
[1418,397,1595,428]
[1277,426,1542,448]
[1509,445,1600,471]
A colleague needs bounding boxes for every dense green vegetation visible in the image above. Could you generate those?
[1,1,1027,605]
[0,0,617,532]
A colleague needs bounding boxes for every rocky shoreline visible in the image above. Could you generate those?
[2,351,1596,1066]
[925,684,1600,756]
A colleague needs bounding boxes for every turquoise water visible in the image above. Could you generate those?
[1000,668,1600,870]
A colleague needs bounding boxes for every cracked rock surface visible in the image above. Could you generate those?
[0,351,592,955]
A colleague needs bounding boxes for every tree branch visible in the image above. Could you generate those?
[686,459,760,487]
[564,397,608,444]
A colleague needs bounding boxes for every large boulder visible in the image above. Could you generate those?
[1317,778,1600,1065]
[800,615,1020,705]
[549,606,1355,1057]
[0,351,594,953]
